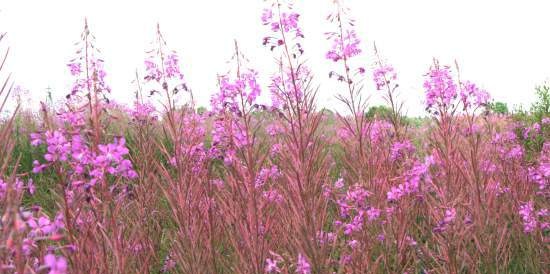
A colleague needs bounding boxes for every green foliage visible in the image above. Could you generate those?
[366,105,392,120]
[530,83,550,122]
[196,106,207,115]
[488,101,509,115]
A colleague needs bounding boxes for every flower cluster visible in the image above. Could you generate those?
[211,70,262,113]
[529,142,550,192]
[261,2,304,52]
[31,110,137,196]
[387,157,433,202]
[390,140,415,162]
[423,64,457,112]
[460,80,490,110]
[269,65,311,109]
[128,102,157,122]
[433,208,457,233]
[143,26,189,103]
[326,29,361,63]
[373,63,397,91]
[491,131,524,161]
[295,253,311,274]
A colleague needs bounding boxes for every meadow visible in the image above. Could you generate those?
[0,1,549,273]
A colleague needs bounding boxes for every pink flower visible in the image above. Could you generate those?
[366,207,381,221]
[390,140,415,162]
[265,258,281,273]
[43,254,68,274]
[326,30,361,62]
[519,201,537,233]
[67,62,81,76]
[30,132,42,146]
[373,64,397,91]
[423,63,457,112]
[433,208,457,233]
[296,253,311,274]
[460,80,490,110]
[27,179,35,195]
[334,178,344,189]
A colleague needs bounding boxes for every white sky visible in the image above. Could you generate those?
[1,0,549,116]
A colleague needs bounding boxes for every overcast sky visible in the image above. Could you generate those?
[1,0,549,116]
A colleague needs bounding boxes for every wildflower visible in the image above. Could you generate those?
[67,62,81,76]
[129,102,157,122]
[334,178,344,189]
[433,208,456,233]
[263,189,284,204]
[348,239,359,249]
[43,254,68,274]
[161,254,176,273]
[366,207,381,221]
[265,258,281,273]
[460,81,490,110]
[387,159,431,202]
[30,132,42,146]
[423,63,457,112]
[373,64,397,91]
[32,160,47,174]
[326,29,361,62]
[390,140,415,162]
[296,253,311,274]
[27,178,35,195]
[519,201,537,233]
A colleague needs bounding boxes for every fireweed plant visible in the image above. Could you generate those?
[1,1,549,273]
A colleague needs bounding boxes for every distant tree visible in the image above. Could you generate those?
[366,105,391,120]
[488,101,509,115]
[196,106,207,115]
[531,83,550,121]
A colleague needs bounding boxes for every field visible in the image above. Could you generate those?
[0,1,549,273]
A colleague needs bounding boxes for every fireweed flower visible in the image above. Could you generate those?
[262,9,300,34]
[0,179,6,199]
[423,63,457,112]
[43,254,68,274]
[265,257,281,273]
[326,29,361,63]
[261,1,304,52]
[519,201,537,233]
[129,102,157,122]
[30,132,43,146]
[44,130,71,162]
[268,65,311,109]
[523,123,541,139]
[433,208,457,233]
[491,131,525,161]
[27,178,35,195]
[387,156,433,202]
[366,207,381,222]
[67,57,111,97]
[296,253,311,274]
[390,140,415,162]
[255,166,281,188]
[211,70,262,113]
[57,108,86,129]
[143,25,190,108]
[373,63,397,91]
[334,177,344,189]
[263,189,284,204]
[460,80,490,110]
[67,62,81,76]
[316,231,336,245]
[529,142,550,192]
